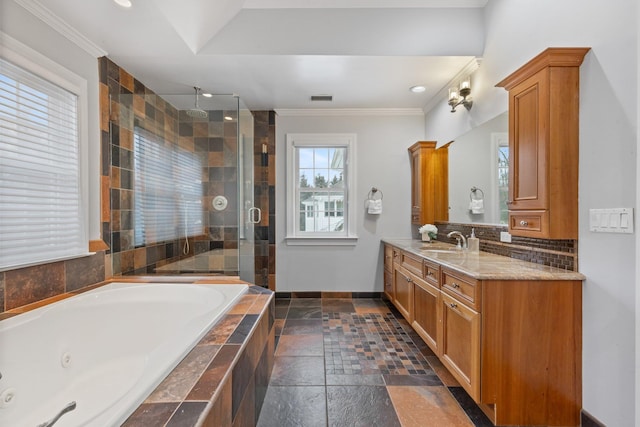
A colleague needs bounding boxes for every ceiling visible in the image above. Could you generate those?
[13,0,488,111]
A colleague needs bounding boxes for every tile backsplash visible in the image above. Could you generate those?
[435,222,578,271]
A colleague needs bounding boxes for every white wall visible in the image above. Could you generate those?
[275,112,424,292]
[423,1,638,425]
[1,0,102,241]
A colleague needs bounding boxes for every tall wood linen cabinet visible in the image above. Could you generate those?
[496,47,590,239]
[408,141,449,226]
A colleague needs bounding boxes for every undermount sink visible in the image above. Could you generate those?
[422,248,463,253]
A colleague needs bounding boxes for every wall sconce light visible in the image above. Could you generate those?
[448,76,473,113]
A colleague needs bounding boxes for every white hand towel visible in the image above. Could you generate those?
[469,199,484,214]
[367,199,382,214]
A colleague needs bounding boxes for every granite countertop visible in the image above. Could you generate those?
[382,238,585,281]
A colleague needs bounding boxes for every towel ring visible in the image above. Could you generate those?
[368,187,383,200]
[470,186,484,201]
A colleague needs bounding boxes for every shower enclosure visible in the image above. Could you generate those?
[108,92,256,283]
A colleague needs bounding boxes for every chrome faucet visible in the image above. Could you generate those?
[37,401,77,427]
[447,231,467,249]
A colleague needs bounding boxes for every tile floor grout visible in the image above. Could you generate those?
[258,298,493,427]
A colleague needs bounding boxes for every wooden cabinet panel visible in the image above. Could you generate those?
[441,269,480,311]
[481,279,582,426]
[400,251,423,277]
[393,267,413,321]
[412,275,441,355]
[423,259,440,287]
[408,141,449,225]
[383,245,395,301]
[497,47,589,239]
[441,292,480,400]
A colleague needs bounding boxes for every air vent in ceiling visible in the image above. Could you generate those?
[311,95,333,102]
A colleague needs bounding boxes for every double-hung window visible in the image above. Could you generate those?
[0,40,88,271]
[286,133,357,245]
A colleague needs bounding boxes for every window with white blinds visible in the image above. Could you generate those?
[133,127,203,247]
[0,57,86,271]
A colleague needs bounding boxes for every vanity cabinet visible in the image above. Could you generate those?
[382,242,582,426]
[440,270,481,400]
[408,141,449,226]
[496,47,589,239]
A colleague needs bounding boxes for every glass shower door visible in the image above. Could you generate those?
[238,105,256,284]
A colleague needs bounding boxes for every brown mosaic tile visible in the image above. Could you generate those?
[202,377,232,427]
[4,261,65,310]
[200,314,244,345]
[187,344,241,401]
[147,345,220,403]
[64,252,106,292]
[165,401,208,427]
[121,402,179,427]
[323,312,434,376]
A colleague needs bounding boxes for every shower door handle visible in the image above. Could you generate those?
[248,207,262,224]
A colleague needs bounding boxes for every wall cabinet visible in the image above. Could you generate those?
[408,141,449,226]
[496,48,589,239]
[383,243,582,426]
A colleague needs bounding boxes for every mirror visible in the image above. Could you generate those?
[447,112,509,225]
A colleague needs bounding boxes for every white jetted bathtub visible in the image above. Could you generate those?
[0,282,248,427]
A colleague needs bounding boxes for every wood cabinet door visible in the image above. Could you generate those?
[440,292,480,400]
[412,277,441,355]
[393,267,413,322]
[508,68,549,211]
[410,148,422,224]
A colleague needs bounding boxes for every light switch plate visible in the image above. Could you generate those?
[589,208,634,234]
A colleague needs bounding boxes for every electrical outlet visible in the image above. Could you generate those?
[500,231,512,242]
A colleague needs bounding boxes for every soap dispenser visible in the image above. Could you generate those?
[468,228,479,252]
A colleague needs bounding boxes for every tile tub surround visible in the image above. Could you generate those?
[0,277,275,427]
[0,251,106,315]
[259,296,493,427]
[435,222,577,271]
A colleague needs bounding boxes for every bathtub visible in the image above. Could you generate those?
[0,281,248,427]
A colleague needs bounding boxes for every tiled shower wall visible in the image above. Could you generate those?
[100,57,241,276]
[253,111,276,289]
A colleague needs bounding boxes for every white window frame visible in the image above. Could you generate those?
[0,33,89,271]
[286,133,357,246]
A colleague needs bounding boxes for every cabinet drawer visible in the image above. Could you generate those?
[509,210,549,237]
[423,259,440,287]
[400,251,423,277]
[441,269,480,311]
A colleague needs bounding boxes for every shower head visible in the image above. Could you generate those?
[186,86,208,119]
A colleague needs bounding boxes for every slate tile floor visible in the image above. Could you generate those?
[257,297,494,427]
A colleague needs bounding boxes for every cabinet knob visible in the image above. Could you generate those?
[406,277,412,283]
[520,220,528,226]
[451,282,460,289]
[427,271,433,277]
[449,303,458,309]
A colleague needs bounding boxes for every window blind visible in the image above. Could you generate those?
[133,127,203,247]
[0,57,84,270]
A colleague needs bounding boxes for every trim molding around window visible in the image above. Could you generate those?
[285,133,357,246]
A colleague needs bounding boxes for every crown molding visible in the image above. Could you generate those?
[275,108,425,117]
[14,0,107,58]
[423,57,481,114]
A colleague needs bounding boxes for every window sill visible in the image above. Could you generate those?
[285,236,358,246]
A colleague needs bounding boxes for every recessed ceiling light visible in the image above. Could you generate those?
[410,85,426,93]
[202,93,212,98]
[224,116,234,121]
[113,0,132,8]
